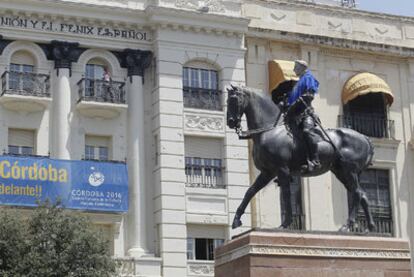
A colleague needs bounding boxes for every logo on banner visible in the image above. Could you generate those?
[88,167,105,187]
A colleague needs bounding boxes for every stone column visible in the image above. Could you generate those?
[50,41,80,160]
[123,49,152,257]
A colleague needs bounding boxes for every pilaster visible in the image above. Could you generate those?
[152,44,187,277]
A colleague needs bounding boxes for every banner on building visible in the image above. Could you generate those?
[0,155,128,212]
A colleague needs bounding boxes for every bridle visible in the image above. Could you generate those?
[228,88,276,140]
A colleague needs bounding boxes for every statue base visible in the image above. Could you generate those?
[215,229,411,277]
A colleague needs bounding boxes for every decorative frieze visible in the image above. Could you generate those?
[175,0,225,13]
[215,243,411,266]
[184,113,224,135]
[188,261,214,276]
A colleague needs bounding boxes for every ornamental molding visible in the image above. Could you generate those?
[188,262,214,275]
[215,243,411,266]
[184,113,224,133]
[175,0,225,13]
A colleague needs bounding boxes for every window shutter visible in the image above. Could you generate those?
[184,137,223,159]
[187,224,225,239]
[85,135,110,147]
[8,129,35,147]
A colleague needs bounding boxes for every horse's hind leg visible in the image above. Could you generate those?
[360,190,376,232]
[278,168,292,228]
[332,169,362,232]
[232,173,273,229]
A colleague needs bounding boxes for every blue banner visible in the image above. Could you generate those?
[0,156,128,212]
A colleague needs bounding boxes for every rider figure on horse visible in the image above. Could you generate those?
[286,60,322,173]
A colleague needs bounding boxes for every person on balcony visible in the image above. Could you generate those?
[285,60,322,173]
[102,67,114,102]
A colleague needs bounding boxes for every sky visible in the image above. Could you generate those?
[357,0,414,17]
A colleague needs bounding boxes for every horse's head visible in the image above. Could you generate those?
[227,85,246,130]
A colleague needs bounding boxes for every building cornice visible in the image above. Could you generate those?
[253,0,414,23]
[248,28,414,58]
[146,5,249,37]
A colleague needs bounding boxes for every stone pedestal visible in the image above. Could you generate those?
[215,230,411,277]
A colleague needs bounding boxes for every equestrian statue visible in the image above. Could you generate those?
[227,60,375,232]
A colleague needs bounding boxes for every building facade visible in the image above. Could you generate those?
[244,0,414,270]
[1,0,414,276]
[0,1,251,276]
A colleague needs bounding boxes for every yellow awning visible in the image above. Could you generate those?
[342,72,394,106]
[268,60,299,93]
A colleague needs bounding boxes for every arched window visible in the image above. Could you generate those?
[9,50,35,93]
[340,73,394,138]
[78,58,125,104]
[183,62,220,110]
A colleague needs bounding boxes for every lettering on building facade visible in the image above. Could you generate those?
[0,15,148,41]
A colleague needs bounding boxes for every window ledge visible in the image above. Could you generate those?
[186,186,227,196]
[184,107,224,116]
[371,137,400,149]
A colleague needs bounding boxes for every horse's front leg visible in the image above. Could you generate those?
[232,173,273,229]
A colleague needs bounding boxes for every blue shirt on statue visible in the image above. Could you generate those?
[287,70,319,106]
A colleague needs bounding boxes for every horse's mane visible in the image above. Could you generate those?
[235,85,282,129]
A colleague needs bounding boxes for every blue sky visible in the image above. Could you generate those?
[357,0,414,17]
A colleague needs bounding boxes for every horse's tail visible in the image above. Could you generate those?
[363,135,375,169]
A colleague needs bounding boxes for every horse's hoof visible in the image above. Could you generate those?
[232,218,242,229]
[339,224,350,232]
[368,222,376,232]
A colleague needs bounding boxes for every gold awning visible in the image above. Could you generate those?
[342,72,394,106]
[268,60,299,93]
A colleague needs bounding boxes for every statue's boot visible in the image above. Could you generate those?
[302,131,321,173]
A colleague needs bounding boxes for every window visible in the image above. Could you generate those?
[185,137,224,188]
[8,51,35,93]
[348,169,393,235]
[186,238,224,260]
[85,63,106,98]
[183,66,220,110]
[280,176,305,230]
[8,129,35,156]
[84,135,111,161]
[342,93,391,138]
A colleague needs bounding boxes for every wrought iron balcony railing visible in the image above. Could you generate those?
[77,78,126,104]
[338,114,394,138]
[183,87,222,111]
[350,213,393,236]
[185,157,225,189]
[1,71,50,97]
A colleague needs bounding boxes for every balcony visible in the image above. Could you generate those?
[0,71,51,112]
[76,78,127,119]
[185,157,225,189]
[183,87,222,111]
[338,114,394,139]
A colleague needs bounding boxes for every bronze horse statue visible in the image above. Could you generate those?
[227,85,375,232]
